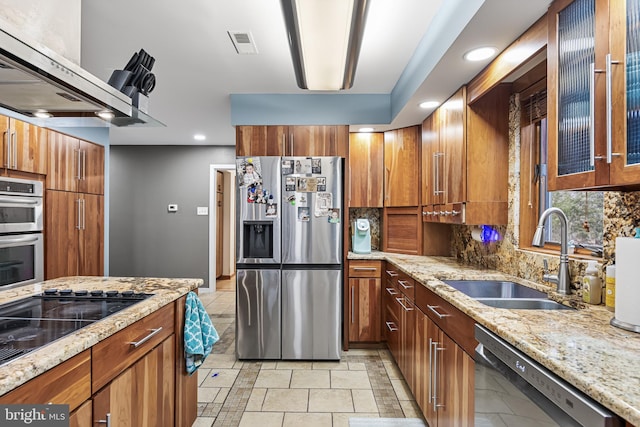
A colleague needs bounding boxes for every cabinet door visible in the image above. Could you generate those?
[424,315,441,427]
[236,125,287,156]
[421,112,442,206]
[69,401,92,427]
[414,309,430,416]
[11,118,48,174]
[438,332,474,427]
[78,194,104,276]
[290,125,348,157]
[93,336,175,427]
[400,297,415,391]
[349,132,384,207]
[440,87,466,205]
[78,141,104,195]
[47,131,79,191]
[384,126,420,206]
[45,190,79,279]
[348,277,382,342]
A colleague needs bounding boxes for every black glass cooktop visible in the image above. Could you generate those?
[0,289,153,366]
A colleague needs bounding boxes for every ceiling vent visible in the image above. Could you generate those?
[228,31,258,55]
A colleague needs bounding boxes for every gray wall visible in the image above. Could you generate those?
[109,145,235,287]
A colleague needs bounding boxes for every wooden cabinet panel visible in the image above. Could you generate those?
[78,141,104,195]
[348,277,382,342]
[46,131,78,191]
[421,113,440,206]
[384,126,420,207]
[0,350,91,412]
[290,125,348,157]
[79,194,104,276]
[348,132,384,207]
[174,295,198,427]
[0,115,7,167]
[440,89,466,205]
[69,400,92,427]
[45,190,79,279]
[348,260,382,278]
[93,336,175,427]
[0,116,47,174]
[439,332,474,427]
[383,207,422,255]
[236,125,287,156]
[92,303,175,392]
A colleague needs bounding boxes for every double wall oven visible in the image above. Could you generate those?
[0,177,44,289]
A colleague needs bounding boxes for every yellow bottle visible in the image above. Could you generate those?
[605,264,616,312]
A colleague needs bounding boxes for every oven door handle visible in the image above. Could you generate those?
[0,196,40,205]
[0,235,40,244]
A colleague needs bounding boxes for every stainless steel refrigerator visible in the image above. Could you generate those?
[235,156,343,360]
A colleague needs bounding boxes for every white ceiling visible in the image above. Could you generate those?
[80,0,551,146]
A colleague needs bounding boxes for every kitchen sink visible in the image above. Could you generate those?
[477,299,574,310]
[443,280,548,299]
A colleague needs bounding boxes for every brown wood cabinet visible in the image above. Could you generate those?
[236,125,349,157]
[348,260,383,342]
[383,207,422,255]
[548,0,640,189]
[69,401,92,427]
[384,126,420,207]
[46,131,104,195]
[236,125,288,156]
[348,132,384,207]
[45,190,104,279]
[0,115,48,174]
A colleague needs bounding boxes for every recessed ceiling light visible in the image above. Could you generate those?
[194,134,206,141]
[33,110,52,119]
[96,111,115,120]
[358,127,374,133]
[419,101,440,109]
[464,47,497,62]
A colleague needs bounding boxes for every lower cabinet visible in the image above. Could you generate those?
[348,261,383,343]
[69,400,92,427]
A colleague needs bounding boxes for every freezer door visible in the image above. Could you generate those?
[282,157,342,265]
[236,269,281,359]
[282,269,341,360]
[236,156,281,264]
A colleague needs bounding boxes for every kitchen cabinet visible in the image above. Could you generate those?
[0,114,47,174]
[348,132,384,207]
[548,0,640,189]
[383,266,401,359]
[348,260,383,342]
[421,85,509,225]
[383,207,422,255]
[46,130,104,195]
[235,125,348,157]
[384,126,420,207]
[69,401,92,427]
[45,190,104,279]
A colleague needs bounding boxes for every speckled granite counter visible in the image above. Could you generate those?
[0,276,202,397]
[349,251,640,425]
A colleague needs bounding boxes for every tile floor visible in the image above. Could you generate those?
[192,278,425,427]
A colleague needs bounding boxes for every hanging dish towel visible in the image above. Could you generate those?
[184,291,219,375]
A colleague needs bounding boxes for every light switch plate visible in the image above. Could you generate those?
[197,206,208,216]
[168,204,178,212]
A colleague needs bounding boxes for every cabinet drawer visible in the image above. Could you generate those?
[92,303,175,392]
[415,284,476,355]
[397,271,415,300]
[349,261,382,278]
[0,349,90,412]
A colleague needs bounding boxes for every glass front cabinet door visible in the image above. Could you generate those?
[548,0,640,189]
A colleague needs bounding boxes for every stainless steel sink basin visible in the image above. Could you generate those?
[477,299,574,310]
[443,280,548,299]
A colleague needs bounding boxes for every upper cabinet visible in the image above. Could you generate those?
[0,115,48,174]
[348,132,384,207]
[422,85,510,225]
[235,125,348,157]
[384,126,421,207]
[548,0,640,189]
[46,131,104,195]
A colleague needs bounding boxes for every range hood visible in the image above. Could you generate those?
[0,27,162,127]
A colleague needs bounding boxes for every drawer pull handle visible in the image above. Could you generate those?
[385,321,398,332]
[386,270,399,277]
[353,267,377,271]
[128,327,163,348]
[97,413,111,426]
[386,287,399,295]
[427,305,449,319]
[398,280,413,289]
[396,297,414,311]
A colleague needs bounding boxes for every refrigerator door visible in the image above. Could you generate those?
[282,269,341,360]
[236,269,281,359]
[281,157,342,265]
[236,156,281,265]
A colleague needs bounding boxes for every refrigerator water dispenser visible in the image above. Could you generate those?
[352,218,371,254]
[243,221,274,259]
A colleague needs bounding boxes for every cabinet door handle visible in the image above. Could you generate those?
[81,150,86,180]
[385,270,398,277]
[351,285,355,324]
[605,53,621,163]
[427,305,449,319]
[385,321,398,332]
[428,338,433,403]
[432,153,438,197]
[353,267,377,271]
[396,297,414,311]
[589,63,607,165]
[432,341,445,411]
[128,327,163,348]
[76,199,82,230]
[398,280,413,290]
[385,287,398,296]
[11,131,17,169]
[75,149,82,180]
[96,413,111,426]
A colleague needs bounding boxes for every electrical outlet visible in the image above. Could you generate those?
[167,204,178,212]
[197,206,208,216]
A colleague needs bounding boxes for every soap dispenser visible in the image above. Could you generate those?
[582,261,601,304]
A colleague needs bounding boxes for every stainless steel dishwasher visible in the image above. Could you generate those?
[474,324,622,427]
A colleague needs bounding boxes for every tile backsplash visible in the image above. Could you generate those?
[348,208,381,251]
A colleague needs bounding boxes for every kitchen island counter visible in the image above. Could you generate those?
[0,276,201,397]
[349,251,640,426]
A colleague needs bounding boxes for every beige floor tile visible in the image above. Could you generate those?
[261,361,278,370]
[200,368,240,388]
[191,416,215,427]
[348,362,366,371]
[201,353,236,369]
[245,388,267,411]
[214,387,230,404]
[332,413,379,427]
[262,388,310,412]
[351,389,378,413]
[383,361,402,379]
[343,349,379,356]
[238,412,284,427]
[308,389,353,412]
[197,387,220,403]
[378,349,394,360]
[313,361,349,370]
[391,379,413,401]
[291,370,331,389]
[330,370,371,389]
[197,368,211,386]
[400,399,423,418]
[277,361,313,370]
[283,412,333,427]
[254,369,292,388]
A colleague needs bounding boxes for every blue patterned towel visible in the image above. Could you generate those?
[184,291,219,375]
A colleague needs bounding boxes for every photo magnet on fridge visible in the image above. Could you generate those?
[328,208,340,223]
[285,176,296,191]
[237,158,262,187]
[298,207,310,221]
[265,202,277,217]
[282,159,293,175]
[311,158,321,174]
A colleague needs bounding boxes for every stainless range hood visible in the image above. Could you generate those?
[0,27,162,127]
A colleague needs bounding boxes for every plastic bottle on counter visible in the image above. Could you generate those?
[605,264,616,312]
[582,261,601,304]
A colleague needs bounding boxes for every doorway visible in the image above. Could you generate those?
[208,164,236,292]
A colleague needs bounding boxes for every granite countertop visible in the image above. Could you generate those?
[349,251,640,425]
[0,276,202,397]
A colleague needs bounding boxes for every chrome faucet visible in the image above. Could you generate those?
[531,207,571,295]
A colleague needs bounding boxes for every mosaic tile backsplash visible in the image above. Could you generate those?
[348,208,381,251]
